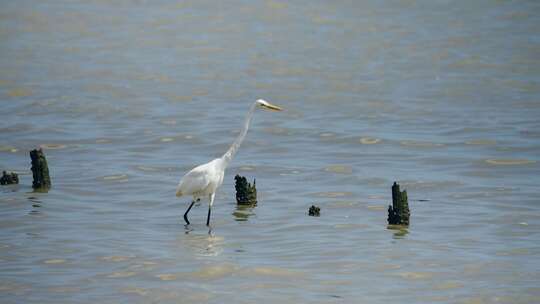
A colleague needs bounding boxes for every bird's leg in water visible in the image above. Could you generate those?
[206,193,215,226]
[184,201,195,225]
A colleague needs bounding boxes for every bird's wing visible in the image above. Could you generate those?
[176,165,212,197]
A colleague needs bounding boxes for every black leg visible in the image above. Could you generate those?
[206,206,212,226]
[184,201,195,225]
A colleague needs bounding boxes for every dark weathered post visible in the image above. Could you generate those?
[308,205,320,216]
[387,182,409,226]
[235,175,257,205]
[0,171,19,185]
[30,149,51,190]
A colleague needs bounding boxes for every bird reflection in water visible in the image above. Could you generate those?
[179,230,224,257]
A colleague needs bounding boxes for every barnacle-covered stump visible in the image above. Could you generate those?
[235,175,257,205]
[387,182,409,226]
[0,171,19,185]
[30,149,51,190]
[308,205,320,216]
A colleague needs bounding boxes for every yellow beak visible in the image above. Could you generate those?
[262,102,283,111]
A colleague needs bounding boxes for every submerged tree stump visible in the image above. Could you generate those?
[30,149,51,190]
[308,205,320,216]
[387,182,410,226]
[0,171,19,185]
[235,175,257,205]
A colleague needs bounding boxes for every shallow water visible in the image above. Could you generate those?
[1,1,540,303]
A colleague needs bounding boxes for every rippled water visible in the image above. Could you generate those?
[1,1,540,303]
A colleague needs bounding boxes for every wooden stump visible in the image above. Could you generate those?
[235,175,257,205]
[0,171,19,185]
[387,182,409,226]
[30,149,51,190]
[308,205,320,216]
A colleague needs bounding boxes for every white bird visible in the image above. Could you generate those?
[176,99,283,226]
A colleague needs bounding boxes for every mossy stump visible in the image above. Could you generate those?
[387,182,409,226]
[235,175,257,205]
[0,171,19,185]
[308,205,320,216]
[30,149,51,190]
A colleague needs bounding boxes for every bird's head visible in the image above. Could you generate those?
[256,99,283,112]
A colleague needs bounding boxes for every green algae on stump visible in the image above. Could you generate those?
[30,149,51,190]
[235,175,257,205]
[387,182,410,226]
[0,171,19,185]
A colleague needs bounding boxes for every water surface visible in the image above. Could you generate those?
[1,1,540,303]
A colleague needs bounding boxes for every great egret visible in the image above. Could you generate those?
[176,99,283,226]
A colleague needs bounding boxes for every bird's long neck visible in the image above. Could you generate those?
[221,102,257,168]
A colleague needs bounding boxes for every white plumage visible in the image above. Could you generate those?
[176,99,282,226]
[176,158,224,199]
